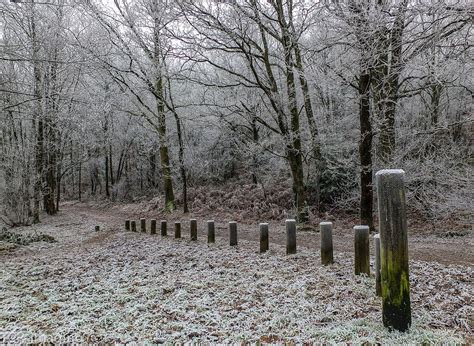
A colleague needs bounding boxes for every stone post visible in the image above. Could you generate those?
[190,219,197,241]
[354,225,370,275]
[229,221,238,246]
[374,233,381,296]
[161,220,167,236]
[175,222,181,239]
[207,220,215,243]
[376,169,411,331]
[320,222,334,265]
[259,223,269,253]
[286,219,297,255]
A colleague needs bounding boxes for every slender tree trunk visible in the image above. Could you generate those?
[56,163,61,211]
[153,6,175,211]
[358,72,374,232]
[291,22,323,209]
[105,153,110,198]
[109,144,114,185]
[287,149,307,222]
[149,152,156,187]
[78,152,82,201]
[374,0,408,164]
[277,0,308,222]
[251,111,259,185]
[174,114,188,213]
[30,2,42,223]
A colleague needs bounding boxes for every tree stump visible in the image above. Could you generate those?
[150,219,157,235]
[354,225,370,275]
[140,218,146,233]
[207,220,215,243]
[125,220,130,231]
[376,169,411,331]
[286,219,297,255]
[95,225,100,232]
[190,219,197,241]
[175,222,181,239]
[131,221,136,232]
[320,221,334,265]
[161,220,167,236]
[374,233,381,297]
[229,221,238,246]
[259,223,269,253]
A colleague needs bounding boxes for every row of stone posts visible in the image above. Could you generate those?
[122,169,410,332]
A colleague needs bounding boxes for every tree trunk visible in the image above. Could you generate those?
[374,0,408,164]
[287,148,308,222]
[153,6,176,211]
[56,162,61,211]
[174,115,188,213]
[30,3,42,224]
[276,0,308,222]
[149,152,156,188]
[105,154,110,198]
[78,154,82,201]
[358,72,374,232]
[109,144,114,185]
[292,28,323,209]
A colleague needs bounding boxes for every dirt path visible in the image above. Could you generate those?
[63,203,473,267]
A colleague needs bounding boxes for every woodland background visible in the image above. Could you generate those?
[0,0,472,229]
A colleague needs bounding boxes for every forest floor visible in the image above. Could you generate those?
[0,201,472,343]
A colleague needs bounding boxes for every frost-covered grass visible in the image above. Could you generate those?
[0,212,472,343]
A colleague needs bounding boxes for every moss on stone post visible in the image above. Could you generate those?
[207,220,215,243]
[259,223,269,253]
[376,169,411,332]
[140,218,146,233]
[125,220,130,231]
[229,221,237,246]
[354,225,370,275]
[374,233,381,297]
[320,222,334,265]
[161,220,167,236]
[190,219,197,241]
[131,221,136,232]
[150,219,157,235]
[286,219,297,255]
[175,222,181,239]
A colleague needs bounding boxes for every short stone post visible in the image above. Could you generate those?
[259,223,269,253]
[229,221,238,246]
[161,220,167,236]
[354,225,370,275]
[174,222,181,239]
[376,169,411,331]
[286,219,297,255]
[150,219,157,235]
[131,221,137,232]
[125,220,130,231]
[140,218,146,233]
[95,225,100,232]
[320,222,334,265]
[207,220,215,243]
[190,219,197,241]
[374,233,381,297]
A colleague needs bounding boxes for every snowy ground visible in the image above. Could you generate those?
[0,205,472,343]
